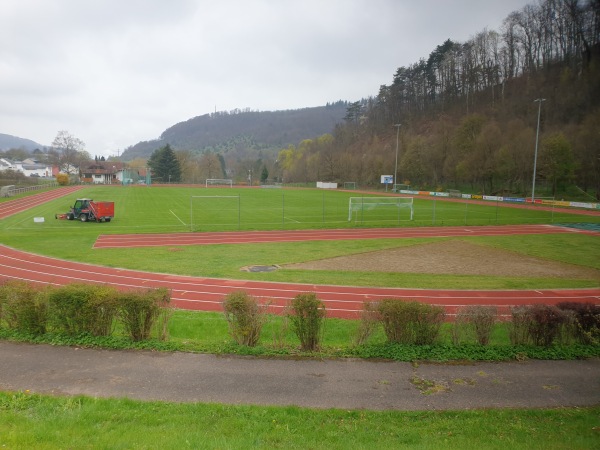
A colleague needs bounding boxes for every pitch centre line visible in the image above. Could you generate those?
[170,210,186,226]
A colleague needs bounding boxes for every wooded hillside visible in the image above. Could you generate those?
[121,103,348,161]
[121,1,599,199]
[279,0,599,199]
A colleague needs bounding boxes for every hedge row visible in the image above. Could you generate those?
[222,292,600,349]
[2,281,598,351]
[0,281,171,341]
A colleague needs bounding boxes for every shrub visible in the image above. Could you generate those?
[452,305,497,346]
[509,306,531,345]
[353,302,380,346]
[288,293,326,351]
[377,299,445,345]
[47,284,119,336]
[557,302,600,344]
[118,288,171,341]
[527,304,569,347]
[509,304,569,347]
[0,280,47,335]
[56,173,69,185]
[222,291,266,347]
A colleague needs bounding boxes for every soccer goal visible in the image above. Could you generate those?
[206,178,233,188]
[343,181,357,190]
[190,195,240,231]
[392,184,410,193]
[348,197,414,221]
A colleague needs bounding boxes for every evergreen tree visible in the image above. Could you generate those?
[148,144,182,183]
[260,165,269,183]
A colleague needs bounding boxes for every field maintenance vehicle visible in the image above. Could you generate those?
[55,198,114,222]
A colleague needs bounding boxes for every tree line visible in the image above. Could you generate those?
[277,0,600,198]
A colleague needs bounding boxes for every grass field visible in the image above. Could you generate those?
[4,185,599,232]
[1,185,599,289]
[0,391,597,449]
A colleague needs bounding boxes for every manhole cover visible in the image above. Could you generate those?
[240,265,279,272]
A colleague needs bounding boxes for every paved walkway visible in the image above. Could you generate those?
[1,342,598,410]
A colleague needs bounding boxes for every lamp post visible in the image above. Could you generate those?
[394,123,401,192]
[532,98,546,203]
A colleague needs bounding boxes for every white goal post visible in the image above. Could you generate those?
[343,181,357,190]
[206,178,233,187]
[348,197,414,221]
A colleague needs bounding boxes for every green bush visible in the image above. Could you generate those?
[118,288,171,341]
[289,293,326,351]
[222,291,266,347]
[452,305,497,346]
[377,299,445,345]
[0,280,47,335]
[47,284,119,336]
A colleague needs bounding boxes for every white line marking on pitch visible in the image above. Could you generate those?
[170,210,187,226]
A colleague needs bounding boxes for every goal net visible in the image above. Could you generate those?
[393,184,410,192]
[190,195,240,231]
[348,197,414,221]
[206,178,233,187]
[343,181,357,190]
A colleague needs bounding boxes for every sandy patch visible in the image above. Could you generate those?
[283,240,600,279]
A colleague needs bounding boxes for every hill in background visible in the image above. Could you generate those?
[121,102,348,161]
[0,133,45,152]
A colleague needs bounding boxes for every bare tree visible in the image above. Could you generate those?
[50,130,86,174]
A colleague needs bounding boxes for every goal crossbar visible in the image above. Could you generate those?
[348,197,414,221]
[206,178,233,187]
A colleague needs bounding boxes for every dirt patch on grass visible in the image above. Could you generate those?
[283,240,600,278]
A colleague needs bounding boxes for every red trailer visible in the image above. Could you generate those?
[55,198,114,222]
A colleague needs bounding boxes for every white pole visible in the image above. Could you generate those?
[394,124,401,191]
[532,98,545,203]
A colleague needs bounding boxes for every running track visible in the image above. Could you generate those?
[0,185,84,219]
[93,224,598,248]
[1,187,599,318]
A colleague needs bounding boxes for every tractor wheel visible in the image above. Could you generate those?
[80,214,88,222]
[68,213,74,220]
[105,218,111,222]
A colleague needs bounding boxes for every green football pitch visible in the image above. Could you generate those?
[4,185,598,234]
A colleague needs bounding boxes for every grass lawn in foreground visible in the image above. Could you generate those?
[1,391,597,449]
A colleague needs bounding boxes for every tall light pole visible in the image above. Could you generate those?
[394,123,401,192]
[532,98,546,203]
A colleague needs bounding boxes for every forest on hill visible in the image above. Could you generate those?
[121,0,599,200]
[121,103,348,161]
[278,0,599,199]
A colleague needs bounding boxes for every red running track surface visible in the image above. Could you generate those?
[93,224,598,248]
[0,186,84,219]
[1,244,598,319]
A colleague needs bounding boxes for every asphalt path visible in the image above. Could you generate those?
[0,341,598,410]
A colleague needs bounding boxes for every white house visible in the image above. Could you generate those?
[0,158,53,178]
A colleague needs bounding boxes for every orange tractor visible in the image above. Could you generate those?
[55,198,114,222]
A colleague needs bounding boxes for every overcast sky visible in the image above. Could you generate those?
[1,0,532,157]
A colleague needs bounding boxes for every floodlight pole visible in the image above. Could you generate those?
[532,98,545,203]
[394,124,401,192]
